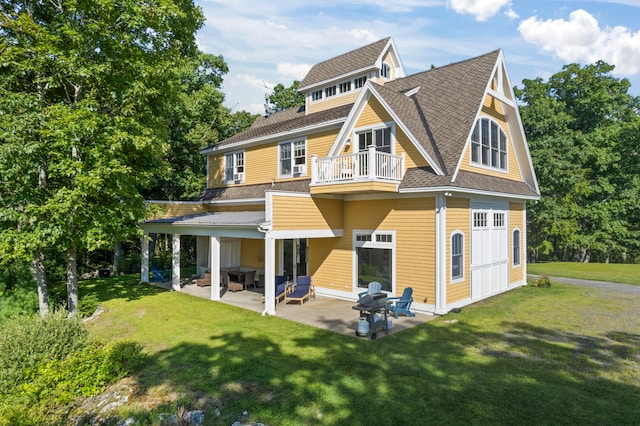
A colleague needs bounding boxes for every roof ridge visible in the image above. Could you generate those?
[396,49,501,82]
[308,37,391,69]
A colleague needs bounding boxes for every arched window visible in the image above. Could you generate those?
[471,118,507,171]
[451,232,464,281]
[513,229,521,267]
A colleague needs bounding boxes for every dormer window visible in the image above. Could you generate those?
[326,85,337,97]
[339,81,351,93]
[381,63,390,79]
[311,90,323,101]
[471,118,507,171]
[354,76,367,89]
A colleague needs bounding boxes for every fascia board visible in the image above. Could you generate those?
[298,65,380,92]
[398,185,540,201]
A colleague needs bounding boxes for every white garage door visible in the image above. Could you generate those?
[471,204,508,301]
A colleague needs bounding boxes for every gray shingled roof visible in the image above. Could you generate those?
[203,104,352,151]
[400,167,538,198]
[299,37,390,89]
[197,180,311,202]
[383,50,500,178]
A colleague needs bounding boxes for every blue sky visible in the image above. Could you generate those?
[195,0,640,114]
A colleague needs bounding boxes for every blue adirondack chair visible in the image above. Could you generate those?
[387,287,416,319]
[358,281,382,298]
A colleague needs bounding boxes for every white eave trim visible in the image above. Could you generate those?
[399,185,540,200]
[200,118,346,155]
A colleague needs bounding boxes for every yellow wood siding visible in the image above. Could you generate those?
[459,95,523,182]
[307,91,360,114]
[208,154,225,187]
[446,198,471,304]
[240,238,265,270]
[309,197,436,304]
[271,195,343,231]
[355,96,393,128]
[510,202,525,284]
[149,203,206,219]
[308,129,340,159]
[396,126,429,169]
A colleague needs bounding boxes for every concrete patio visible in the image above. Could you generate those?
[152,278,438,339]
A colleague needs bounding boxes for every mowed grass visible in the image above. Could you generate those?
[528,262,640,286]
[83,275,640,425]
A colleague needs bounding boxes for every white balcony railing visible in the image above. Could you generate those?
[311,146,404,185]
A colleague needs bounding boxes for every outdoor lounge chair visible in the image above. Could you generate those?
[387,287,416,319]
[261,275,288,304]
[358,281,382,298]
[285,276,314,305]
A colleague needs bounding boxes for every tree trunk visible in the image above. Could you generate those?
[32,249,49,318]
[113,239,122,275]
[67,245,79,316]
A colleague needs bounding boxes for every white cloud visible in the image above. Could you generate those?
[447,0,512,21]
[504,8,519,20]
[518,9,640,75]
[277,62,311,80]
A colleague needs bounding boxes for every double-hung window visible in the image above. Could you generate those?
[354,76,367,88]
[326,85,337,97]
[513,229,521,267]
[224,151,245,183]
[311,90,322,101]
[471,118,507,171]
[339,81,351,93]
[279,139,306,177]
[355,230,394,292]
[451,232,464,282]
[357,126,391,153]
[381,63,390,79]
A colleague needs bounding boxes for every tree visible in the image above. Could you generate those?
[266,80,304,113]
[0,0,205,315]
[516,61,640,263]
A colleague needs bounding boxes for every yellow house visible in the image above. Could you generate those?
[140,37,540,315]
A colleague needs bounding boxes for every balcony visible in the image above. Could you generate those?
[310,146,404,194]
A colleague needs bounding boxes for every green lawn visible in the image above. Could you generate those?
[528,261,640,286]
[81,275,640,425]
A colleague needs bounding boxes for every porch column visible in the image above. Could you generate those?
[311,154,318,184]
[140,235,149,283]
[435,196,447,314]
[263,236,276,315]
[209,236,221,301]
[172,234,181,291]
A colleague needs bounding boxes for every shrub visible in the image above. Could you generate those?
[0,312,146,425]
[532,274,553,288]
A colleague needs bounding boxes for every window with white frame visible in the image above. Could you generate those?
[339,81,351,93]
[451,232,464,281]
[355,230,394,292]
[279,139,306,177]
[357,126,391,153]
[381,63,391,79]
[354,76,367,88]
[326,85,337,97]
[471,118,507,171]
[224,151,245,183]
[311,89,322,101]
[513,229,521,266]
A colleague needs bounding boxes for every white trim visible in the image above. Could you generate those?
[450,230,465,283]
[512,227,522,268]
[352,229,396,295]
[399,185,540,200]
[268,229,344,239]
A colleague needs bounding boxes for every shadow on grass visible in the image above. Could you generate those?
[119,317,640,425]
[77,274,165,304]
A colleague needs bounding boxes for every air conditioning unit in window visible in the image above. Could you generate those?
[293,164,306,175]
[233,172,244,181]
